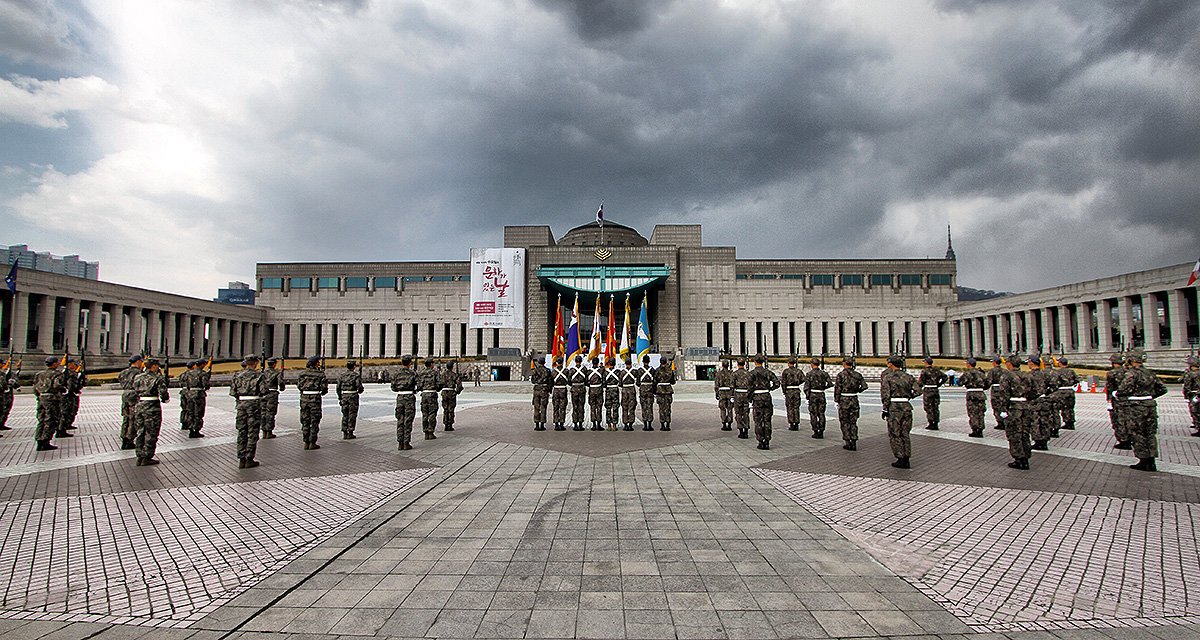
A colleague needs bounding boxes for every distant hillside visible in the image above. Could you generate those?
[958,286,1011,302]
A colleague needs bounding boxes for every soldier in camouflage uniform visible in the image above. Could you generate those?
[1106,352,1131,449]
[732,358,752,439]
[132,358,169,466]
[416,359,443,439]
[569,355,588,430]
[780,358,805,431]
[603,358,621,430]
[297,356,328,449]
[804,358,832,439]
[655,355,677,430]
[229,355,267,468]
[636,355,657,431]
[619,356,637,431]
[879,355,918,468]
[33,356,66,451]
[1183,355,1200,437]
[587,357,605,431]
[118,355,144,450]
[551,356,570,430]
[440,361,464,432]
[713,359,734,430]
[988,355,1006,430]
[337,361,364,439]
[1027,355,1055,450]
[59,359,85,436]
[0,358,18,432]
[917,356,947,430]
[834,356,868,450]
[178,360,210,438]
[262,357,285,439]
[959,357,989,438]
[1117,349,1168,472]
[530,356,551,431]
[177,360,196,433]
[1052,357,1079,432]
[750,355,780,449]
[998,355,1030,470]
[391,355,418,449]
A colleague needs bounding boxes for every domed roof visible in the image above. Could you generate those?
[558,220,648,247]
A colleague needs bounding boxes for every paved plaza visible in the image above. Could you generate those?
[0,381,1198,639]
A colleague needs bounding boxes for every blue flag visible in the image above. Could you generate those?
[565,293,582,359]
[636,295,651,358]
[3,262,15,294]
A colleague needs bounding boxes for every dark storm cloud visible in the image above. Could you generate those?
[535,0,662,40]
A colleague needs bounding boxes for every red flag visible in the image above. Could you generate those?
[551,294,565,359]
[605,295,616,361]
[1189,258,1199,287]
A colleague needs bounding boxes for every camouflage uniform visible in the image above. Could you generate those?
[804,364,832,438]
[530,362,551,430]
[416,364,442,437]
[749,363,780,448]
[987,361,1007,430]
[1117,357,1168,469]
[780,364,805,430]
[337,366,364,437]
[603,365,621,429]
[179,366,210,436]
[132,368,169,463]
[569,363,588,429]
[997,363,1031,468]
[1052,363,1079,431]
[917,364,947,429]
[33,365,66,447]
[636,363,657,430]
[959,364,989,437]
[551,365,570,429]
[440,366,463,430]
[1183,361,1200,436]
[60,366,85,433]
[0,366,18,430]
[619,363,637,430]
[713,364,734,430]
[118,363,142,447]
[391,365,418,447]
[262,365,285,437]
[732,366,752,438]
[1027,361,1053,449]
[297,366,329,447]
[1106,359,1130,447]
[879,363,919,466]
[834,363,868,447]
[587,365,605,430]
[654,362,677,429]
[229,365,268,465]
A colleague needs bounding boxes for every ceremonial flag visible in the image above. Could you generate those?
[566,294,582,359]
[551,294,565,358]
[619,293,631,357]
[596,202,604,226]
[588,296,602,360]
[3,262,16,294]
[604,295,616,362]
[636,295,651,358]
[1189,258,1200,287]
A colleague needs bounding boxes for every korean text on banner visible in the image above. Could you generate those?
[469,248,526,329]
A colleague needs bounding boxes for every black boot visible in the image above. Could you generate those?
[1008,459,1023,469]
[244,459,259,468]
[1130,457,1158,472]
[1032,441,1049,451]
[188,430,204,438]
[891,457,910,469]
[555,424,565,431]
[1063,423,1075,430]
[624,424,634,431]
[925,424,938,431]
[444,426,454,432]
[1020,458,1030,470]
[756,440,765,450]
[642,423,653,432]
[811,431,823,439]
[721,424,732,431]
[788,424,799,431]
[1114,441,1132,450]
[969,430,983,438]
[761,438,769,450]
[36,440,57,451]
[737,428,749,439]
[661,422,670,431]
[238,459,246,469]
[120,438,135,450]
[843,441,856,451]
[55,430,73,438]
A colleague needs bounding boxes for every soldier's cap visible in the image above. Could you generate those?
[886,355,904,367]
[642,355,650,363]
[923,355,933,364]
[787,357,797,365]
[553,355,563,363]
[425,359,435,367]
[1109,353,1125,364]
[575,355,583,362]
[306,356,320,367]
[266,357,278,364]
[401,355,414,364]
[965,357,977,366]
[346,361,356,369]
[45,355,59,365]
[754,355,765,364]
[1127,348,1147,363]
[810,357,821,365]
[1028,355,1041,366]
[1058,357,1069,365]
[991,354,1002,363]
[721,359,731,367]
[606,357,615,366]
[129,354,143,363]
[843,356,856,366]
[1008,354,1025,366]
[737,358,746,366]
[590,357,599,365]
[144,357,160,367]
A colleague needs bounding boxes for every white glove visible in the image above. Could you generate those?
[999,411,1008,419]
[1106,403,1113,411]
[1192,397,1199,404]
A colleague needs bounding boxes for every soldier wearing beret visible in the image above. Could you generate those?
[229,355,267,467]
[917,355,947,430]
[1116,349,1168,471]
[262,357,285,439]
[713,358,734,431]
[879,355,918,468]
[749,355,780,449]
[132,358,169,466]
[338,360,365,439]
[391,355,418,449]
[1106,352,1131,449]
[654,354,677,431]
[732,358,752,439]
[987,354,1006,430]
[804,358,832,438]
[530,355,551,431]
[297,355,329,449]
[780,357,805,431]
[1183,355,1200,437]
[117,354,145,450]
[834,356,868,450]
[33,355,66,451]
[999,355,1031,470]
[959,357,989,438]
[1051,356,1079,433]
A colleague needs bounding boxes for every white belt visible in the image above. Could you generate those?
[890,398,911,403]
[1128,396,1152,401]
[657,383,673,386]
[785,386,802,390]
[238,395,261,400]
[138,396,160,401]
[718,387,732,390]
[923,385,939,388]
[967,389,986,393]
[1009,397,1026,402]
[1058,386,1076,390]
[840,392,859,396]
[621,384,635,388]
[734,389,749,393]
[301,391,322,395]
[588,384,603,388]
[754,390,772,394]
[809,389,828,394]
[396,391,414,395]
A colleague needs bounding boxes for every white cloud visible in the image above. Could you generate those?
[0,75,117,128]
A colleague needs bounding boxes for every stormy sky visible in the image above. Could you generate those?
[1,0,1197,298]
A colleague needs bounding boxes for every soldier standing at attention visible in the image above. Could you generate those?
[179,360,208,438]
[118,355,144,450]
[230,355,267,468]
[416,358,443,439]
[749,355,780,449]
[1106,353,1130,449]
[619,356,637,431]
[530,356,551,431]
[1116,349,1168,472]
[587,357,605,431]
[999,355,1031,470]
[551,356,570,431]
[33,356,66,451]
[1027,355,1054,451]
[960,357,989,438]
[917,356,947,430]
[604,358,621,430]
[1183,355,1200,437]
[834,356,868,450]
[177,360,196,433]
[262,357,285,439]
[732,358,752,439]
[297,356,328,449]
[59,359,85,435]
[879,355,919,469]
[391,355,418,449]
[804,358,832,439]
[655,355,677,431]
[337,361,364,439]
[988,355,1006,430]
[441,361,464,432]
[569,355,588,431]
[132,357,169,466]
[0,358,18,432]
[780,358,805,431]
[714,359,734,431]
[636,355,657,431]
[1053,357,1079,432]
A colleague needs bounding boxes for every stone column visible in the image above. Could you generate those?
[63,297,82,353]
[9,292,30,352]
[35,295,56,354]
[995,314,1008,354]
[1056,305,1071,352]
[1143,293,1161,350]
[1038,307,1053,352]
[1022,311,1036,354]
[1096,300,1113,351]
[85,301,103,355]
[1168,289,1190,349]
[129,307,146,355]
[1117,296,1135,349]
[163,312,177,356]
[928,320,941,355]
[192,316,206,357]
[1073,303,1089,352]
[104,305,121,355]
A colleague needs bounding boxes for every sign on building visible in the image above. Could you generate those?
[469,248,525,329]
